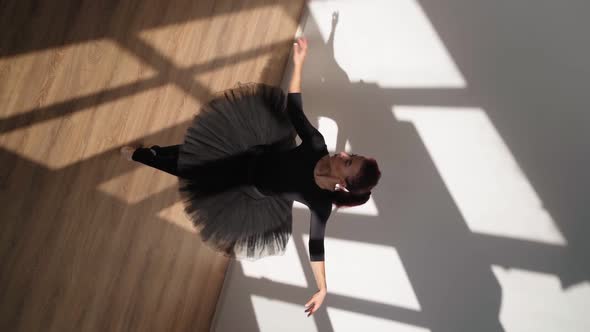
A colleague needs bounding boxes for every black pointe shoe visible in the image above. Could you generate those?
[149,145,161,156]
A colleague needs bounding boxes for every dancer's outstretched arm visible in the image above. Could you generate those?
[287,37,326,149]
[304,203,331,317]
[306,261,327,317]
[289,36,307,93]
[306,206,328,317]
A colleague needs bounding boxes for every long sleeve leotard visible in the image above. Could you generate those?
[252,92,332,261]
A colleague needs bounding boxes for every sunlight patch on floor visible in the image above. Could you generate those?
[394,106,566,246]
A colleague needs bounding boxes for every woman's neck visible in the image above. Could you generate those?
[314,155,331,176]
[314,155,334,190]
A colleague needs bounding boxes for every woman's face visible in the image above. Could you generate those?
[329,152,363,187]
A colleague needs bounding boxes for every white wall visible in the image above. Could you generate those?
[213,1,590,331]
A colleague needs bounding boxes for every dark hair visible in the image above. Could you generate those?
[332,157,381,208]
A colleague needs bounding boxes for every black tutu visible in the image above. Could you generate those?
[177,82,297,261]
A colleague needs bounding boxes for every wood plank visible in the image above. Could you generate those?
[0,1,305,331]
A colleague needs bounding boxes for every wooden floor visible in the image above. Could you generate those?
[0,1,304,331]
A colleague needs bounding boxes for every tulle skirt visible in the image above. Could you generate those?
[177,82,296,261]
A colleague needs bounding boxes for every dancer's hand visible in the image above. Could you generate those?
[332,11,339,28]
[293,36,308,66]
[304,289,326,317]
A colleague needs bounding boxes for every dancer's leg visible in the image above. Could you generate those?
[131,144,180,176]
[150,144,181,157]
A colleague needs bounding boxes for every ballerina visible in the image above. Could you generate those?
[121,36,381,317]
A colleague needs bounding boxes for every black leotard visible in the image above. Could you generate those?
[252,93,332,261]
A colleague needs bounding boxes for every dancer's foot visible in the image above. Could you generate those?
[120,146,138,161]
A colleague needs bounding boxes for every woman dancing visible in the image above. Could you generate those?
[121,37,381,317]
